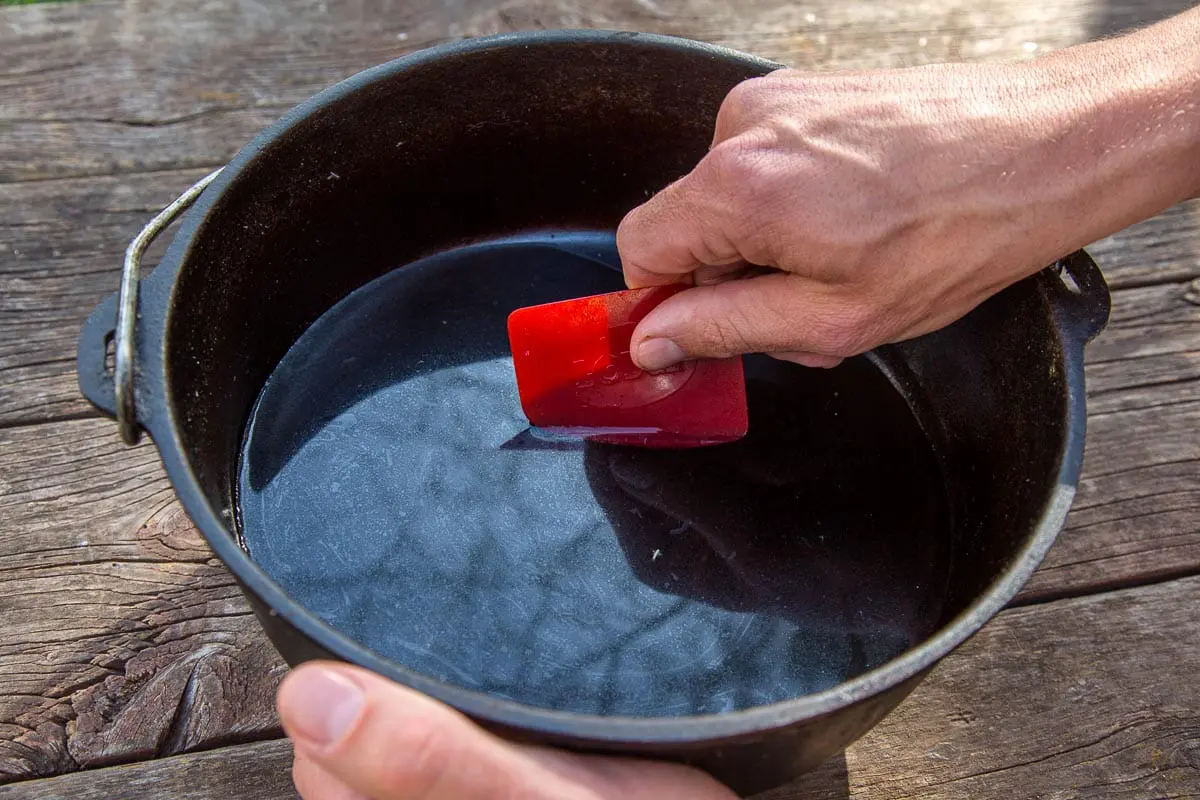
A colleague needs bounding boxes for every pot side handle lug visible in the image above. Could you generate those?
[77,291,120,420]
[1047,249,1111,346]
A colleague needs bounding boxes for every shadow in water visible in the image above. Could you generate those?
[582,352,951,650]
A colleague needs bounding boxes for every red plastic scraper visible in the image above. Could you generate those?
[507,285,748,447]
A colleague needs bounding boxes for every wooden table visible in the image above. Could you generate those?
[1,0,1198,797]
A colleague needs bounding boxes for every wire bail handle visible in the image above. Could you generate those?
[114,168,223,445]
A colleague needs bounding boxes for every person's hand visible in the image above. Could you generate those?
[617,9,1200,371]
[277,662,736,800]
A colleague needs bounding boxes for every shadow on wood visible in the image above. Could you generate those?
[753,752,850,800]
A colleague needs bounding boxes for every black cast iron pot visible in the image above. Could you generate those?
[77,31,1110,796]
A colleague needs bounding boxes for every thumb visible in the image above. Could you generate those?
[277,662,735,800]
[630,273,871,369]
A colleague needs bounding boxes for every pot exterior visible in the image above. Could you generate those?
[240,581,923,796]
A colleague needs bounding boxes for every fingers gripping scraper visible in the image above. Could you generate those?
[507,286,749,447]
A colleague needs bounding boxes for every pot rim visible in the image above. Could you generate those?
[145,29,1089,745]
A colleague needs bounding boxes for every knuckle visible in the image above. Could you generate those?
[614,210,637,251]
[706,133,775,192]
[701,135,785,263]
[694,295,772,356]
[616,196,659,255]
[716,77,767,134]
[615,217,647,275]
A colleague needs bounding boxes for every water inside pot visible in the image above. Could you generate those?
[235,232,955,716]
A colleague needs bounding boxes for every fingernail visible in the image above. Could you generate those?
[284,667,365,748]
[637,338,686,371]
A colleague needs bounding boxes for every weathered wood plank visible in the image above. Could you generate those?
[0,168,213,425]
[1,0,1192,183]
[769,574,1200,799]
[0,421,286,781]
[5,206,1197,610]
[1088,203,1200,290]
[3,576,1198,799]
[1016,276,1200,602]
[0,740,298,800]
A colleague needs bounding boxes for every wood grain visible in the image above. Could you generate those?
[3,576,1197,799]
[0,169,213,426]
[0,740,298,800]
[0,0,1192,183]
[1,0,1197,427]
[0,420,286,781]
[1018,274,1200,603]
[0,0,1061,181]
[4,189,1196,609]
[768,574,1200,799]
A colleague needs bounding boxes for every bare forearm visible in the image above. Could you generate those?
[1025,6,1200,255]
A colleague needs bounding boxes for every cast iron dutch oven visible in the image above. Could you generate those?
[77,31,1111,796]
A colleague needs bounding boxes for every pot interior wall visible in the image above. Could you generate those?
[890,289,1068,615]
[163,36,1069,650]
[166,36,772,517]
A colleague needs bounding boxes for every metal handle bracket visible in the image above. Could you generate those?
[1047,249,1111,347]
[115,168,222,445]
